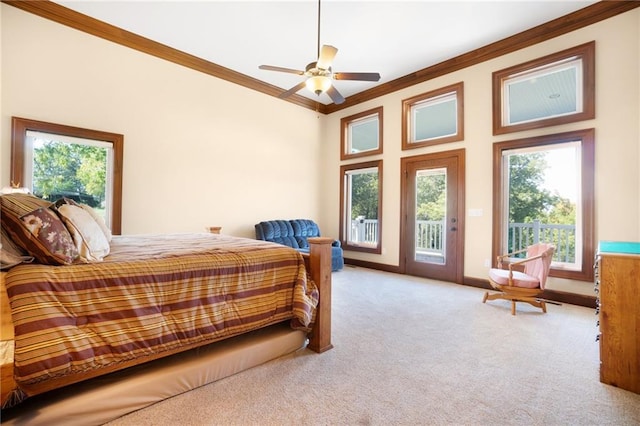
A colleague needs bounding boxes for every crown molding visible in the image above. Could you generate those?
[323,1,640,114]
[3,0,639,115]
[2,0,324,112]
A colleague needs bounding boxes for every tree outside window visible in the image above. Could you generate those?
[32,139,108,211]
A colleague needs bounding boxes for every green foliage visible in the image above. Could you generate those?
[508,152,575,225]
[33,141,107,202]
[350,171,378,220]
[509,153,553,223]
[507,151,578,262]
[542,194,576,225]
[415,173,445,221]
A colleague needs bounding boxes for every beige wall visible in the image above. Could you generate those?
[321,9,640,295]
[2,5,639,295]
[1,5,322,238]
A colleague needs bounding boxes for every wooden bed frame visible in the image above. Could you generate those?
[0,237,333,411]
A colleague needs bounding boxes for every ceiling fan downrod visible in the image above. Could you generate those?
[316,0,322,61]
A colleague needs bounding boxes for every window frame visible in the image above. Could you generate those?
[340,107,383,160]
[11,116,124,234]
[402,82,464,150]
[492,128,595,282]
[492,41,595,135]
[339,160,383,254]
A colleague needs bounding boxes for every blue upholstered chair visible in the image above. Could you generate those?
[254,219,344,271]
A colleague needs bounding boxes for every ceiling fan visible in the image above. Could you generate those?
[258,0,381,105]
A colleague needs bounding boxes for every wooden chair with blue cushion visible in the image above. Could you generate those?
[482,243,555,315]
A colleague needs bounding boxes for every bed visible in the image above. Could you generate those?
[0,193,333,421]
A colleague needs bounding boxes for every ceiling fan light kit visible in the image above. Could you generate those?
[306,75,332,95]
[258,0,380,104]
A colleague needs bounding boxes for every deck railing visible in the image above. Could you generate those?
[350,218,379,245]
[351,218,576,262]
[415,220,445,256]
[508,220,576,262]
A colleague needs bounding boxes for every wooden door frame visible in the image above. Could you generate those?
[399,148,465,283]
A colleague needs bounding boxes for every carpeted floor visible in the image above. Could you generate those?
[107,266,640,425]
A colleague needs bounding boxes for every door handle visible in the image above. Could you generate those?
[450,226,457,231]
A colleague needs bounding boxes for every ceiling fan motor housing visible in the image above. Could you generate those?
[305,61,332,76]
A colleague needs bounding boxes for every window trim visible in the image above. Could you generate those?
[11,116,124,234]
[492,41,595,135]
[339,160,383,254]
[402,82,464,150]
[340,107,383,160]
[492,128,595,282]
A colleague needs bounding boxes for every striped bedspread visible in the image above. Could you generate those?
[4,233,317,399]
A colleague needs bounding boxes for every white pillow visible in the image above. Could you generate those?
[58,204,110,262]
[80,203,112,242]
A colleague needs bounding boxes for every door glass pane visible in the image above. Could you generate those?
[415,168,446,264]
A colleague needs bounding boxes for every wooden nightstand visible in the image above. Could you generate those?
[206,226,222,234]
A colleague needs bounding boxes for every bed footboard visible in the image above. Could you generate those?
[306,237,333,353]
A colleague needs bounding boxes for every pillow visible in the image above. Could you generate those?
[20,207,79,265]
[80,203,112,242]
[0,226,33,269]
[0,247,34,270]
[1,225,27,257]
[1,193,78,265]
[57,203,110,262]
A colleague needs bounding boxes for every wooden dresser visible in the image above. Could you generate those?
[594,241,640,394]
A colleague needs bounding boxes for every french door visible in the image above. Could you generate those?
[400,149,465,283]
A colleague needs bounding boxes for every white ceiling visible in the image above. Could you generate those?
[55,0,598,105]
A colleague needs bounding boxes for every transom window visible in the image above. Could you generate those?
[340,107,383,160]
[504,58,583,126]
[402,82,464,150]
[492,41,595,135]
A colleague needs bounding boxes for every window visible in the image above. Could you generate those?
[492,129,595,281]
[11,117,124,234]
[340,161,382,253]
[402,82,464,150]
[492,41,595,135]
[340,107,383,160]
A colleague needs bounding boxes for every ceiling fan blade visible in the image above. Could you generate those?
[333,72,381,82]
[316,45,338,70]
[259,65,305,75]
[278,81,308,99]
[326,85,345,105]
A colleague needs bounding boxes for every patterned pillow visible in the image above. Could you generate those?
[0,193,78,265]
[20,207,78,265]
